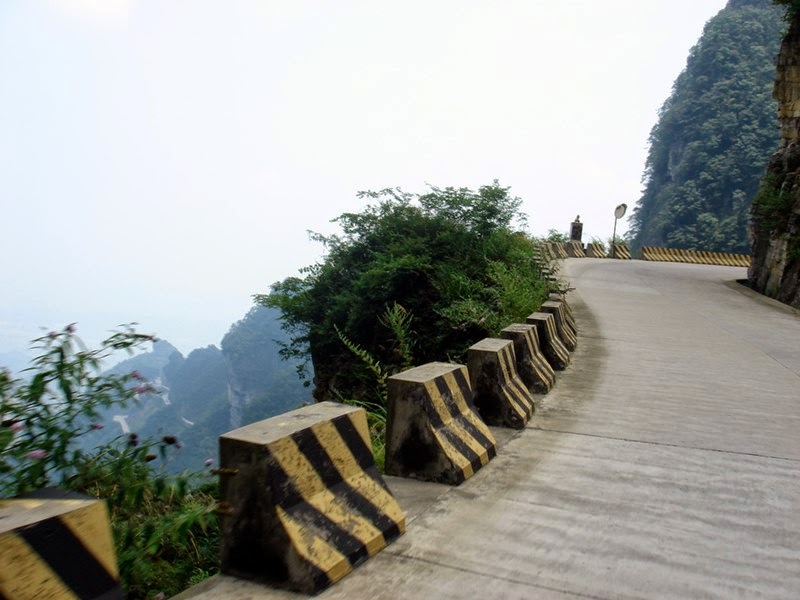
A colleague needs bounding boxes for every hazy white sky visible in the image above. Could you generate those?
[1,0,730,356]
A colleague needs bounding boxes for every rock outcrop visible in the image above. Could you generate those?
[749,15,800,308]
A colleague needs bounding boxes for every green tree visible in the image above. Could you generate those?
[256,182,551,407]
[630,0,783,253]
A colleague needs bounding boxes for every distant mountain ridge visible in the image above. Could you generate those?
[82,306,309,473]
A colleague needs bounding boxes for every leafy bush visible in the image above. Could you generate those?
[0,325,219,599]
[257,182,552,408]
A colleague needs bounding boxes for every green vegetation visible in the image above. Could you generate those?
[630,0,783,253]
[0,326,218,599]
[257,182,552,414]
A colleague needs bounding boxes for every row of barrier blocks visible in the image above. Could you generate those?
[1,296,577,599]
[217,294,578,594]
[540,242,631,261]
[639,246,750,267]
[542,241,749,266]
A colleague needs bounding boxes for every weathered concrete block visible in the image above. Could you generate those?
[541,300,577,351]
[526,312,571,370]
[386,362,497,485]
[548,292,577,333]
[586,242,606,258]
[0,489,122,600]
[467,338,534,429]
[219,402,405,595]
[564,241,586,258]
[500,324,556,394]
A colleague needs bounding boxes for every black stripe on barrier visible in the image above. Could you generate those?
[17,517,122,600]
[297,427,402,543]
[448,369,497,459]
[272,458,371,569]
[501,345,533,413]
[424,379,484,469]
[331,415,391,494]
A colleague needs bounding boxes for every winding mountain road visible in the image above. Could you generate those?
[182,259,800,600]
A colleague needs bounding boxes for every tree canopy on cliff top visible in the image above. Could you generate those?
[629,0,783,253]
[256,182,551,406]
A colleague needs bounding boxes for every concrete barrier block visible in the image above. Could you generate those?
[548,293,577,333]
[541,300,577,351]
[467,338,534,429]
[586,242,606,258]
[610,244,632,259]
[564,241,586,258]
[500,324,555,394]
[549,242,568,259]
[219,401,405,595]
[526,312,571,370]
[385,363,497,485]
[0,490,122,600]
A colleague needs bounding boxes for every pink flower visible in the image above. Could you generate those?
[65,323,76,334]
[130,370,144,381]
[90,423,104,430]
[204,458,214,467]
[27,449,47,460]
[134,385,152,394]
[9,422,24,433]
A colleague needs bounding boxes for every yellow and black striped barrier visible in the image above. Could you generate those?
[549,293,577,333]
[541,300,577,351]
[500,323,556,394]
[586,242,606,258]
[0,491,122,600]
[467,338,534,429]
[639,246,750,267]
[386,363,497,485]
[610,243,632,259]
[526,312,571,370]
[219,402,405,595]
[564,241,586,258]
[548,242,568,259]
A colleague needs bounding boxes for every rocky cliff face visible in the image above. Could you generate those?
[749,17,800,307]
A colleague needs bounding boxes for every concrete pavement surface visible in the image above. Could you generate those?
[178,259,800,599]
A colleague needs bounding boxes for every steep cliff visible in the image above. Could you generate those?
[749,11,800,307]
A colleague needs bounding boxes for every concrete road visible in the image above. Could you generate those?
[180,259,800,599]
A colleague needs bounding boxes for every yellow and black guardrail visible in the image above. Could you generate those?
[219,402,405,594]
[385,363,497,485]
[500,323,556,394]
[639,246,750,267]
[0,492,122,600]
[467,338,534,429]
